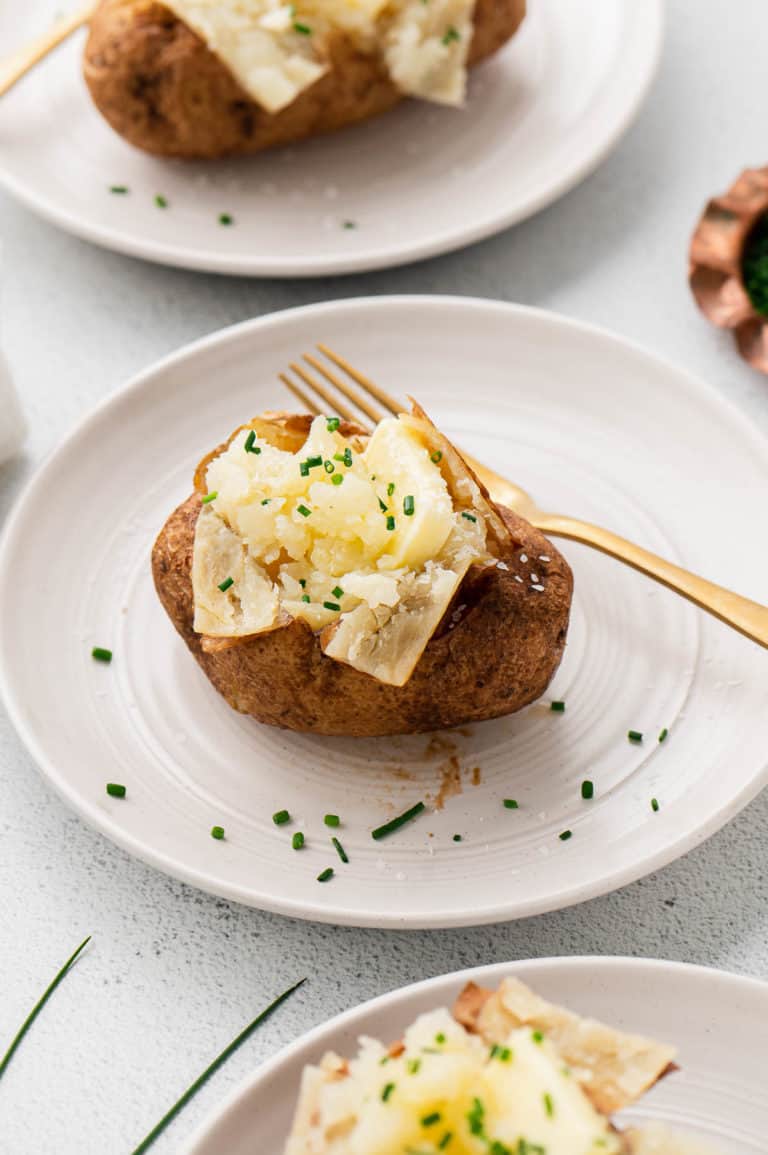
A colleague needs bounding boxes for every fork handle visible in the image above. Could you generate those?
[534,513,768,649]
[0,3,95,98]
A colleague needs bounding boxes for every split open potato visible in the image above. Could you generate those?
[83,0,527,159]
[152,406,572,736]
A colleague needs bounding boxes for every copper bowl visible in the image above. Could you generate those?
[689,166,768,373]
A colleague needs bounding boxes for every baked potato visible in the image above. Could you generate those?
[83,0,527,159]
[285,976,704,1155]
[152,406,572,736]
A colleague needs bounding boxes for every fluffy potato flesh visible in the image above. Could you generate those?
[285,1006,622,1154]
[162,0,477,113]
[193,411,497,686]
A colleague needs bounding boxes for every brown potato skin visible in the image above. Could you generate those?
[83,0,527,159]
[152,493,572,737]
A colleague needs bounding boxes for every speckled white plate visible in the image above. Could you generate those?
[1,296,767,927]
[0,0,662,276]
[185,957,768,1154]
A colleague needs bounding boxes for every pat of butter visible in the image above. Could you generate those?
[162,0,474,113]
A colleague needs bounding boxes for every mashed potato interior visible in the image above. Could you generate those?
[192,414,491,685]
[285,1007,622,1154]
[162,0,475,112]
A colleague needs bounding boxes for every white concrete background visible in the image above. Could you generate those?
[1,3,767,1152]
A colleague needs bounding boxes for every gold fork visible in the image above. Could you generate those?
[0,4,95,99]
[279,345,768,650]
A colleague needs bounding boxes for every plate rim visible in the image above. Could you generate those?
[1,294,767,928]
[182,954,768,1155]
[0,0,664,277]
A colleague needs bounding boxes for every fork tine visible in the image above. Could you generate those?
[317,344,404,418]
[304,353,386,426]
[278,372,323,416]
[287,362,365,428]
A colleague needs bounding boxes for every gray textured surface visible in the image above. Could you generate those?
[1,3,768,1152]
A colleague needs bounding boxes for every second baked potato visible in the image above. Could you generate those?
[83,0,527,158]
[152,405,572,736]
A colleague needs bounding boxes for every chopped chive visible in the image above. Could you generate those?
[218,576,234,593]
[489,1044,511,1062]
[0,934,91,1081]
[91,647,113,663]
[550,700,566,712]
[435,1032,446,1044]
[441,24,460,44]
[342,220,356,230]
[381,1082,395,1102]
[299,461,310,477]
[658,727,669,743]
[331,474,343,486]
[628,730,643,742]
[218,213,234,226]
[407,1058,421,1074]
[154,194,168,209]
[581,780,594,800]
[109,185,129,194]
[201,491,218,504]
[343,448,353,467]
[326,417,340,432]
[438,1135,453,1150]
[559,829,572,841]
[272,809,290,826]
[461,511,477,522]
[387,482,395,496]
[651,797,660,812]
[543,1092,555,1118]
[297,504,311,518]
[531,1029,544,1044]
[261,498,271,506]
[324,460,335,474]
[430,450,443,464]
[306,455,323,469]
[317,867,334,882]
[299,579,307,588]
[244,430,261,454]
[106,782,126,798]
[323,601,341,612]
[452,834,462,842]
[403,495,415,516]
[331,585,344,599]
[331,836,349,864]
[324,814,340,827]
[371,801,425,840]
[293,20,311,33]
[210,825,225,840]
[378,497,388,513]
[332,452,345,462]
[422,1112,441,1127]
[291,832,305,850]
[385,515,395,531]
[503,799,518,809]
[301,594,311,603]
[128,980,305,1155]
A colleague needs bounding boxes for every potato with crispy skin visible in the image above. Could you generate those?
[83,0,527,159]
[152,409,571,737]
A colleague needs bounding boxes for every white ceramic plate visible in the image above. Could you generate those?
[1,296,767,928]
[0,0,662,276]
[185,957,768,1154]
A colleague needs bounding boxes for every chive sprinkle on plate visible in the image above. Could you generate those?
[559,829,572,841]
[324,814,340,827]
[91,646,112,663]
[128,979,305,1155]
[272,809,290,826]
[658,727,669,743]
[317,867,334,883]
[106,782,126,799]
[550,700,566,712]
[503,798,519,810]
[331,836,349,864]
[581,780,594,800]
[291,832,305,850]
[210,825,225,840]
[371,801,425,841]
[628,729,643,743]
[0,934,91,1080]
